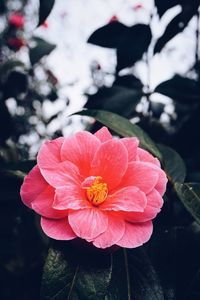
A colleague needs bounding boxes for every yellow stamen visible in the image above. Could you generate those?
[86,176,108,206]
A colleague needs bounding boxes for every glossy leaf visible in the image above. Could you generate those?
[154,75,200,103]
[73,109,162,160]
[84,86,142,118]
[157,144,186,184]
[117,24,152,71]
[154,1,200,53]
[30,37,56,65]
[87,22,128,48]
[175,183,200,225]
[40,243,112,300]
[38,0,55,27]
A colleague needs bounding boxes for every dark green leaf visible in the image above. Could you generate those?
[0,102,13,143]
[108,248,164,300]
[175,183,200,225]
[87,22,128,48]
[154,1,200,53]
[38,0,55,27]
[117,24,152,71]
[73,109,162,160]
[157,144,186,184]
[113,74,143,89]
[40,243,112,300]
[0,60,25,81]
[30,37,56,65]
[154,75,200,103]
[84,86,142,118]
[3,70,28,98]
[155,0,179,18]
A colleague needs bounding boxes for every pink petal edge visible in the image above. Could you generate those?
[41,217,76,240]
[20,165,48,208]
[94,126,113,142]
[93,215,125,248]
[116,220,153,248]
[68,208,108,240]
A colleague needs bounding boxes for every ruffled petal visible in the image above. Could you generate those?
[68,208,108,240]
[121,137,139,162]
[137,148,160,167]
[155,169,168,196]
[31,185,67,219]
[41,217,76,240]
[93,215,125,249]
[39,161,82,189]
[37,137,64,170]
[20,165,48,208]
[116,221,153,248]
[53,186,91,210]
[118,162,159,194]
[122,189,163,222]
[94,126,113,142]
[90,140,128,191]
[61,131,100,176]
[101,187,146,212]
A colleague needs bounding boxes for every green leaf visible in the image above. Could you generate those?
[73,109,162,160]
[40,243,112,300]
[84,86,142,118]
[30,37,56,65]
[87,22,128,48]
[38,0,55,27]
[108,248,164,299]
[157,144,186,184]
[154,1,200,54]
[117,24,152,71]
[154,75,200,104]
[175,183,200,225]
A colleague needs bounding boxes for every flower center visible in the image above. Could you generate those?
[82,176,108,206]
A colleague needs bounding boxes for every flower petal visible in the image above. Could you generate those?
[94,126,113,142]
[41,217,76,240]
[116,221,153,248]
[137,148,160,167]
[155,169,168,196]
[31,185,67,219]
[20,165,47,208]
[101,187,146,212]
[68,208,108,240]
[39,161,82,188]
[118,161,159,194]
[121,137,139,162]
[61,131,100,176]
[93,215,125,249]
[122,189,163,222]
[53,186,91,210]
[37,137,64,170]
[90,140,128,191]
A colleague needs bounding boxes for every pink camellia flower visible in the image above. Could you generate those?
[9,13,24,28]
[20,127,167,249]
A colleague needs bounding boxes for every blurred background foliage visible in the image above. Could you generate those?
[1,0,200,299]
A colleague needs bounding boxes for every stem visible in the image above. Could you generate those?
[67,265,79,300]
[195,9,200,64]
[145,10,154,116]
[123,249,131,300]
